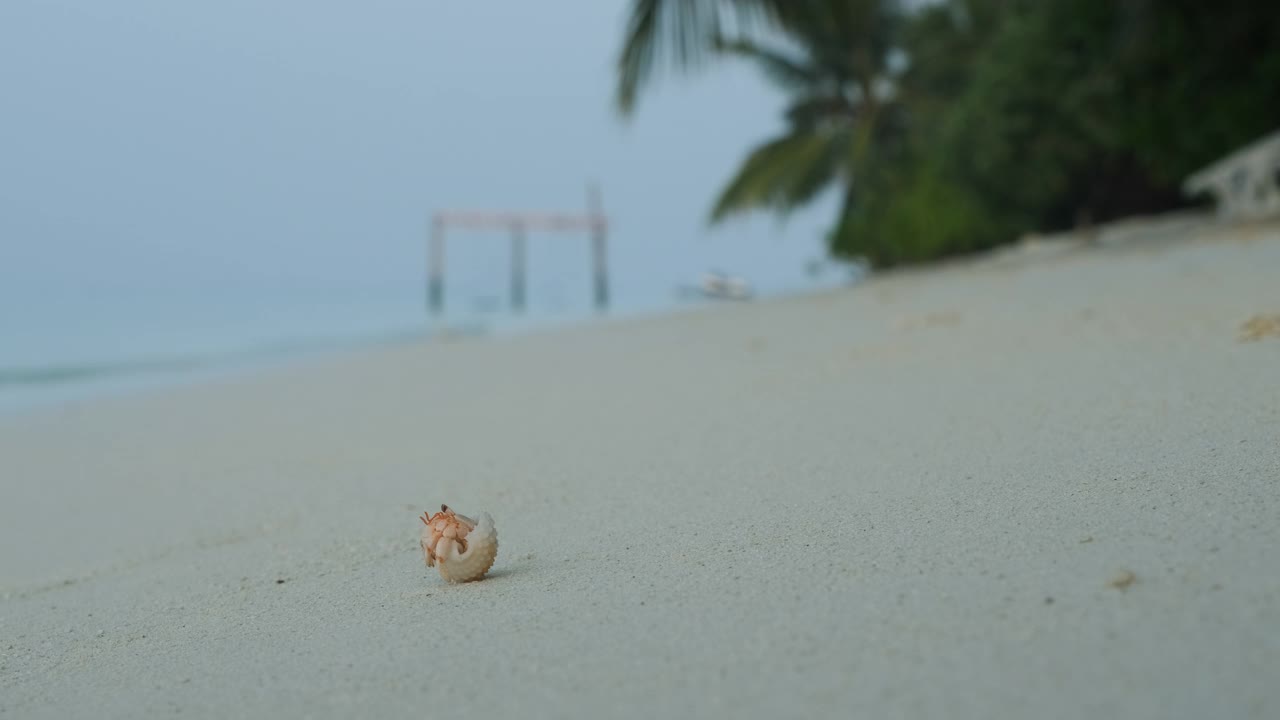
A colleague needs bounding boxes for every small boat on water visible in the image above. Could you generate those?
[674,270,754,302]
[693,270,753,301]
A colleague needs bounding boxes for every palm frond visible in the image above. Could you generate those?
[615,0,791,116]
[709,128,851,221]
[711,35,818,92]
[785,94,857,129]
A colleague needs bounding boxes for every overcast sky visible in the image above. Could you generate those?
[0,0,842,317]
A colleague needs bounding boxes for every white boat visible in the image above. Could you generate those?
[698,271,753,300]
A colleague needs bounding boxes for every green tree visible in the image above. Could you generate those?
[826,0,1016,266]
[617,1,902,246]
[615,0,801,116]
[616,0,1280,269]
[840,0,1280,265]
[707,2,900,223]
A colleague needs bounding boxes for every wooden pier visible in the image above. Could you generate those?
[427,187,609,314]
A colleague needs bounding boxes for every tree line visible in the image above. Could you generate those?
[614,0,1280,268]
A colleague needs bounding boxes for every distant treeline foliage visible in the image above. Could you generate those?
[615,0,1280,268]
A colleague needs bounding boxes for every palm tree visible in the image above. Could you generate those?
[615,0,902,233]
[616,0,797,116]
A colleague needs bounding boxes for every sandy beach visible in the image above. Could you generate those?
[2,214,1278,718]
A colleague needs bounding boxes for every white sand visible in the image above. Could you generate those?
[2,215,1278,719]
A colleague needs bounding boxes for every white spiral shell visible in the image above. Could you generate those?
[420,506,498,583]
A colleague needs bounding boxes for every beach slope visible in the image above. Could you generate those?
[2,217,1278,718]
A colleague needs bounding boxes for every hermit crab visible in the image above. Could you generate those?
[419,504,498,583]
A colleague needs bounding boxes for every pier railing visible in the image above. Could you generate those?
[427,188,609,314]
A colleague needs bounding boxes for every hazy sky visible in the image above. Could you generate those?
[0,0,840,315]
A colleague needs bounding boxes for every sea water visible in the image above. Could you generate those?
[0,254,862,416]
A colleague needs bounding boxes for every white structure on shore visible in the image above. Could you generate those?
[1182,128,1280,221]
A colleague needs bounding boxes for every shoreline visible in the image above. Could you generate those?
[0,277,861,420]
